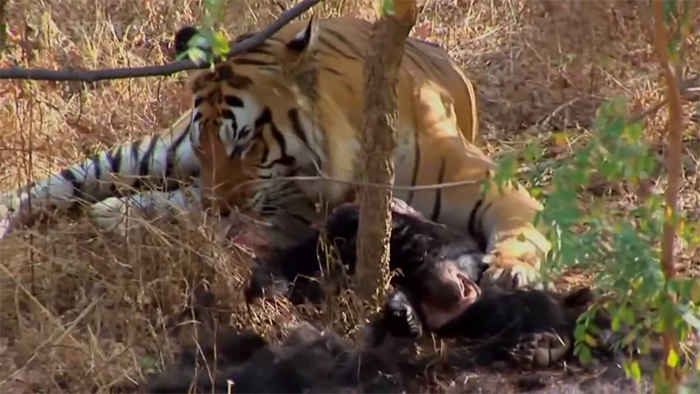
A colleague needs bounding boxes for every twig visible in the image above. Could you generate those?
[227,173,481,195]
[0,0,323,82]
[649,0,685,389]
[628,74,700,125]
[521,73,699,178]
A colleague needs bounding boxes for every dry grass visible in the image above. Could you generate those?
[0,0,699,392]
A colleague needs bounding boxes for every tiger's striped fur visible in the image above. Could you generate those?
[181,16,551,289]
[1,112,202,236]
[1,16,550,289]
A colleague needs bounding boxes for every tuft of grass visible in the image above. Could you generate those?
[0,0,699,392]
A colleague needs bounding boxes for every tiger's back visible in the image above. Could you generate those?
[297,17,478,144]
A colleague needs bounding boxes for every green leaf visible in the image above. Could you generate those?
[529,187,543,198]
[174,30,213,65]
[202,0,227,30]
[575,342,593,365]
[211,30,231,57]
[492,154,517,191]
[666,348,680,368]
[680,305,700,334]
[140,355,158,371]
[178,47,208,64]
[380,0,396,17]
[662,0,678,20]
[523,141,542,163]
[612,312,621,332]
[623,360,642,382]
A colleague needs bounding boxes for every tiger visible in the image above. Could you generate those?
[0,16,550,290]
[180,15,552,290]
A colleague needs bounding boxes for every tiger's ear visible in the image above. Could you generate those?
[174,26,203,60]
[283,17,319,64]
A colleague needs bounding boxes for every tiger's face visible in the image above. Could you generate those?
[196,136,301,219]
[194,120,263,216]
[179,18,321,217]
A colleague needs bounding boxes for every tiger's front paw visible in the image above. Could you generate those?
[480,254,547,290]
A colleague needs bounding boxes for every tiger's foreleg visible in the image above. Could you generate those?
[0,112,200,238]
[89,187,318,242]
[403,134,552,291]
[2,176,202,239]
[402,80,551,290]
[86,186,206,237]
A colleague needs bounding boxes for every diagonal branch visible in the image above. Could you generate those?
[0,0,323,82]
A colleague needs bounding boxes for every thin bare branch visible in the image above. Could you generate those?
[0,0,323,82]
[228,173,481,195]
[628,74,700,125]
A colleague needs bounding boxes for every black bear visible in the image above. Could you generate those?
[145,322,412,393]
[243,199,615,369]
[370,284,614,369]
[244,199,488,323]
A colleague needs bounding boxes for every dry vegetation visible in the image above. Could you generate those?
[0,0,699,392]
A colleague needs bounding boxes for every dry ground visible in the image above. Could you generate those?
[0,0,699,392]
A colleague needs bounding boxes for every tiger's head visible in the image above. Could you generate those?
[176,17,333,218]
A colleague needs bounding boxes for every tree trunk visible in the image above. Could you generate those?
[355,0,417,305]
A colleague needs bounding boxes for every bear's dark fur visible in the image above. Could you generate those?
[371,285,613,368]
[145,323,411,393]
[245,200,487,317]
